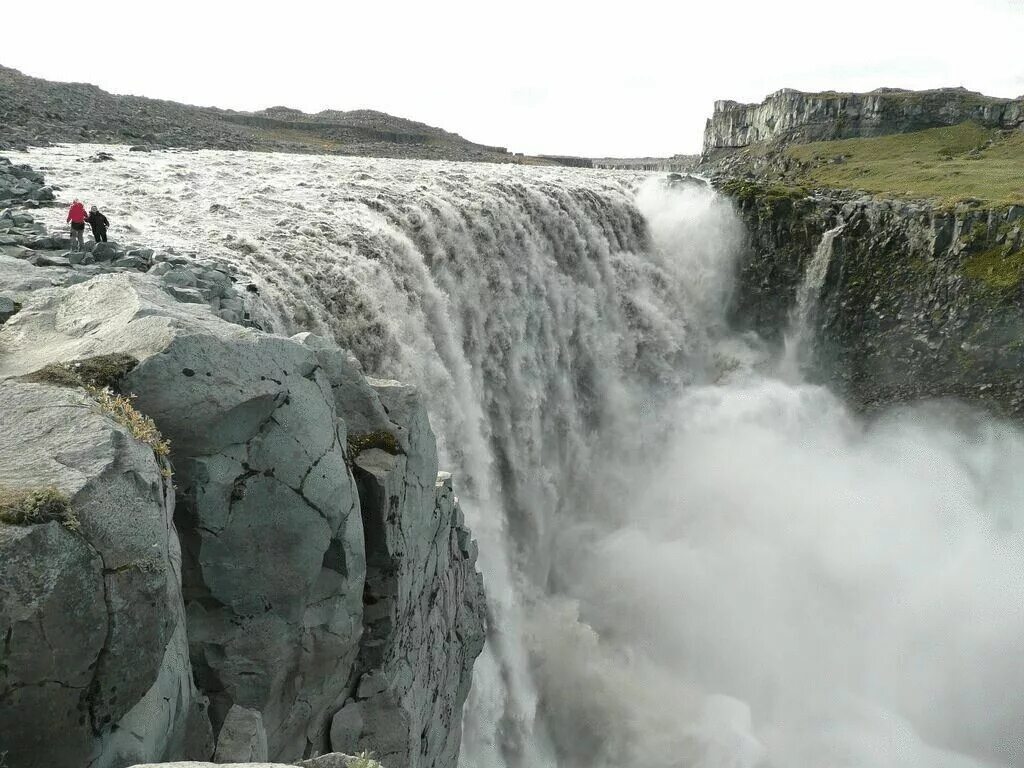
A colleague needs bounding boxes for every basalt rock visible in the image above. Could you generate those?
[0,272,486,768]
[704,87,1024,154]
[724,183,1024,417]
[0,381,210,768]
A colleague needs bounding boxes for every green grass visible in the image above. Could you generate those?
[962,244,1024,290]
[786,122,1024,207]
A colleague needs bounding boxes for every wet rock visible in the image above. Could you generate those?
[0,295,19,324]
[113,255,149,270]
[212,705,268,763]
[165,285,207,303]
[29,253,71,267]
[92,241,122,260]
[162,267,198,288]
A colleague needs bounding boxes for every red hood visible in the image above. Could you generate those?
[68,203,87,223]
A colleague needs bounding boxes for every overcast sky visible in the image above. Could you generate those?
[4,0,1023,156]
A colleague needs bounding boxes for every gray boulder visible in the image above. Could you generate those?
[0,274,365,760]
[162,267,198,288]
[213,705,268,763]
[0,295,18,324]
[92,241,122,260]
[0,381,209,768]
[114,255,150,270]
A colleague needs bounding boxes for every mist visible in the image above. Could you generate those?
[530,182,1024,768]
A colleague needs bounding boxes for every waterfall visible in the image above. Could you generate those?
[24,145,1024,768]
[780,224,844,379]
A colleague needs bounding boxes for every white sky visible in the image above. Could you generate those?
[4,0,1023,156]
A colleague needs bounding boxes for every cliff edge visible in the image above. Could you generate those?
[704,86,1024,155]
[0,165,486,768]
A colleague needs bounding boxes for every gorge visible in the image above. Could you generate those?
[2,82,1024,768]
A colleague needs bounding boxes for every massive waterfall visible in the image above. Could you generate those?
[26,146,1024,768]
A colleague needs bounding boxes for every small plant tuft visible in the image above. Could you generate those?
[349,752,384,768]
[0,486,78,530]
[87,387,171,457]
[347,430,403,459]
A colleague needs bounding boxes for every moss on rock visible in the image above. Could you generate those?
[0,486,77,529]
[963,245,1024,290]
[347,430,402,459]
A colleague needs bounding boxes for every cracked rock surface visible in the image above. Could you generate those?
[0,381,209,768]
[1,267,486,768]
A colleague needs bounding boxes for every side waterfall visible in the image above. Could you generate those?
[780,223,844,378]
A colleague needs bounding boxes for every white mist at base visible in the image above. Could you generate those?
[16,146,1024,768]
[540,377,1024,768]
[533,202,1024,768]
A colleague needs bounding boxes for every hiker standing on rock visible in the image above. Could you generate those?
[87,205,109,243]
[66,199,88,252]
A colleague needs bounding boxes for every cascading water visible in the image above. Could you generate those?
[21,145,1024,768]
[780,223,844,379]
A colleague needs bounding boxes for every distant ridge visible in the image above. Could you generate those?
[0,65,513,162]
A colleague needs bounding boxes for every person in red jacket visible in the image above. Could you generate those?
[67,199,88,252]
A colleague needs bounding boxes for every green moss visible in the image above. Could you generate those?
[348,430,402,459]
[785,122,1024,206]
[963,245,1024,290]
[24,353,138,390]
[721,178,807,205]
[0,486,78,530]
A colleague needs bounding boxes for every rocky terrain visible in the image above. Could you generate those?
[0,160,486,768]
[726,181,1024,416]
[705,86,1024,420]
[0,65,510,162]
[704,86,1024,155]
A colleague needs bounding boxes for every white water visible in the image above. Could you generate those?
[17,145,1024,768]
[780,223,844,379]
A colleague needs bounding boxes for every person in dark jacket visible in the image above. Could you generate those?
[87,205,110,243]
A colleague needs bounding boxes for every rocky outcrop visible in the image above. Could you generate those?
[0,380,210,768]
[724,181,1024,416]
[704,87,1024,154]
[297,337,487,768]
[0,156,53,206]
[0,245,486,764]
[213,706,269,763]
[0,207,256,326]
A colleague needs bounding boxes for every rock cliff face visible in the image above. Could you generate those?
[0,244,485,765]
[704,87,1024,153]
[724,182,1024,417]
